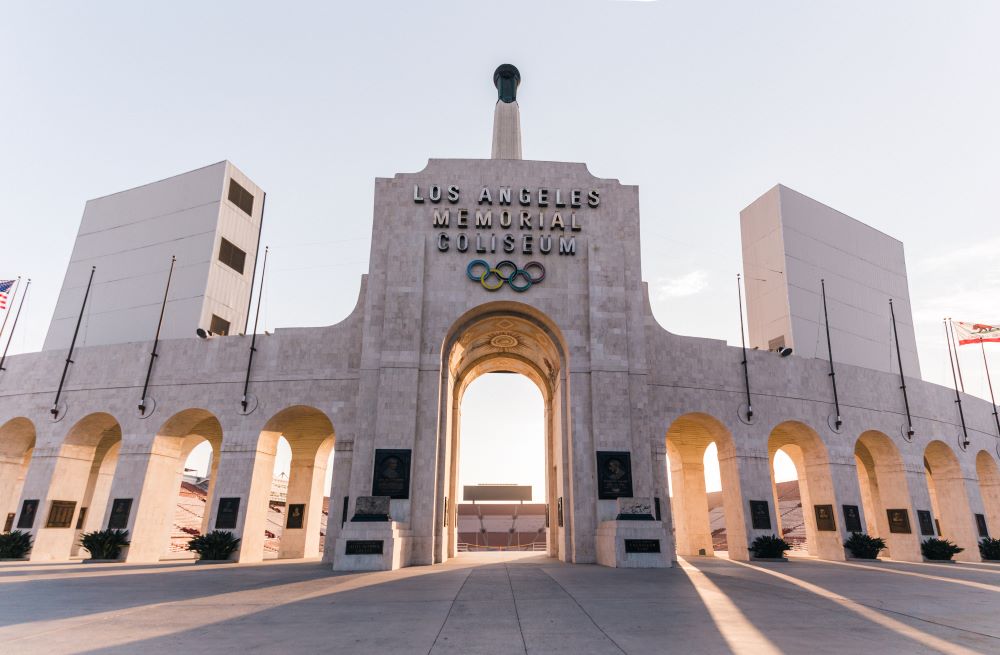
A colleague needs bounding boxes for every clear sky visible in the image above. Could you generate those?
[2,2,998,493]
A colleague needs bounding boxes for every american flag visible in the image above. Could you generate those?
[0,279,15,310]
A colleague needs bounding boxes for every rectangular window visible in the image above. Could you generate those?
[218,238,246,274]
[210,314,231,336]
[227,179,254,216]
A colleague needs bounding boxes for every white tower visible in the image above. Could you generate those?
[491,64,523,160]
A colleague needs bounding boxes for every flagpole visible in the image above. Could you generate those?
[0,279,30,372]
[0,276,21,343]
[139,256,176,415]
[890,299,914,438]
[737,274,753,421]
[242,246,268,411]
[944,319,970,448]
[52,266,96,418]
[980,338,1000,437]
[948,318,965,393]
[821,279,842,429]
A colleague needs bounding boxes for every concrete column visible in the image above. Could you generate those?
[0,452,30,521]
[894,467,933,562]
[930,469,982,562]
[668,445,713,557]
[208,438,274,564]
[978,454,1000,536]
[278,454,328,559]
[720,446,775,561]
[323,440,353,563]
[650,442,676,560]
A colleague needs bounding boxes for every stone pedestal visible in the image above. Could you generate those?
[596,520,671,568]
[333,520,411,571]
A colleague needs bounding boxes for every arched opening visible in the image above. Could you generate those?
[246,405,334,561]
[924,440,979,560]
[767,421,842,559]
[0,417,35,531]
[665,413,737,558]
[853,430,920,561]
[976,450,1000,537]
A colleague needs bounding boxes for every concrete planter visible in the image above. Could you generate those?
[922,557,956,563]
[195,559,236,565]
[750,556,788,562]
[82,559,123,564]
[0,557,30,562]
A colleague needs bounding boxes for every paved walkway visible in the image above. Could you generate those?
[0,552,997,654]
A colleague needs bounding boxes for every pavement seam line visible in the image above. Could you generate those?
[427,565,474,654]
[504,562,528,654]
[538,567,627,654]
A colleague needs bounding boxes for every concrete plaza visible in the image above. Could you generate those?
[0,552,997,654]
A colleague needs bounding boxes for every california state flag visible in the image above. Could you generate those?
[953,321,1000,345]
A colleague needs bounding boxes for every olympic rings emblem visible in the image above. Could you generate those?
[466,260,545,292]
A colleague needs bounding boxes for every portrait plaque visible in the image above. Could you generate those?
[749,500,771,530]
[842,505,862,533]
[887,508,912,534]
[975,513,989,538]
[595,451,633,499]
[4,513,14,533]
[916,509,935,536]
[76,507,88,530]
[371,449,411,499]
[814,504,836,532]
[46,500,77,529]
[216,497,241,530]
[557,497,564,527]
[16,499,38,529]
[345,540,384,555]
[624,539,661,553]
[107,498,132,530]
[286,503,305,529]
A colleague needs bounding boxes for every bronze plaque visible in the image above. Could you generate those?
[975,513,989,538]
[842,505,862,533]
[557,497,564,527]
[286,503,305,529]
[596,451,633,499]
[624,539,661,553]
[887,508,912,534]
[916,509,935,536]
[216,497,241,530]
[46,500,77,528]
[16,500,38,529]
[749,500,771,530]
[371,449,411,499]
[107,498,132,530]
[345,540,383,555]
[814,504,836,531]
[76,507,88,530]
[3,513,13,532]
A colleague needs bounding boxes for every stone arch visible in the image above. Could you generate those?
[853,430,920,560]
[976,450,1000,537]
[0,417,35,529]
[924,440,979,560]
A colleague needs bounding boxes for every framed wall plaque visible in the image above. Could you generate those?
[887,508,912,534]
[654,497,662,521]
[557,497,564,527]
[916,509,935,536]
[814,504,836,531]
[624,539,661,553]
[107,498,132,530]
[46,500,77,528]
[749,500,771,530]
[975,513,989,538]
[286,503,305,529]
[595,451,633,499]
[3,513,14,533]
[16,499,38,529]
[345,540,383,555]
[76,507,88,530]
[216,497,241,530]
[842,505,862,533]
[371,449,411,499]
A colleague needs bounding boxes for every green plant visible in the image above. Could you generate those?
[187,530,240,561]
[921,537,963,561]
[80,529,130,560]
[844,532,886,559]
[979,537,1000,561]
[0,530,33,559]
[749,534,791,559]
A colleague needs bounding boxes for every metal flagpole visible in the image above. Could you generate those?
[821,279,842,430]
[139,256,176,415]
[52,266,96,418]
[245,192,266,335]
[979,338,1000,437]
[944,319,970,448]
[0,276,21,343]
[0,279,31,372]
[948,318,965,393]
[889,299,914,438]
[737,274,753,421]
[242,246,268,411]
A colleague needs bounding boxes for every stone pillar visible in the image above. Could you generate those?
[323,440,353,564]
[278,453,328,559]
[208,436,274,564]
[649,441,676,561]
[930,468,983,562]
[894,466,933,562]
[668,444,713,557]
[824,458,868,559]
[0,452,30,522]
[720,442,775,561]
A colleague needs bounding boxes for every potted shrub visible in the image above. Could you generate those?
[187,530,240,562]
[921,537,963,561]
[844,532,886,560]
[749,534,791,560]
[0,530,33,560]
[979,537,1000,561]
[80,529,130,561]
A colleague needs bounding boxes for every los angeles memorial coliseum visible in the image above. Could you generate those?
[1,65,998,569]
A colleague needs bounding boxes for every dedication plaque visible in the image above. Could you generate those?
[107,498,132,530]
[595,451,633,499]
[624,539,661,553]
[814,504,836,531]
[371,449,411,499]
[3,513,14,532]
[286,504,305,529]
[345,540,384,555]
[557,497,564,527]
[916,510,935,536]
[842,505,862,533]
[216,497,241,530]
[76,507,88,530]
[16,499,38,529]
[887,508,912,534]
[975,513,989,538]
[46,500,77,528]
[749,500,771,530]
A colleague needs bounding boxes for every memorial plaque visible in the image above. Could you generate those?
[371,449,411,499]
[286,503,305,529]
[975,513,989,538]
[76,507,88,530]
[3,512,14,533]
[749,500,771,530]
[814,504,836,531]
[557,497,564,527]
[216,497,241,530]
[46,500,76,528]
[107,498,132,530]
[916,509,935,536]
[341,496,349,526]
[624,539,661,553]
[443,497,449,527]
[16,499,38,529]
[352,495,390,521]
[595,451,633,499]
[544,504,549,528]
[345,540,384,555]
[654,497,662,521]
[887,508,912,534]
[842,505,862,533]
[616,497,654,520]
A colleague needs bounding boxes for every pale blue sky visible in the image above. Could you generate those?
[2,2,998,492]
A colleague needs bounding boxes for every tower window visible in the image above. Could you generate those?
[227,179,254,216]
[210,314,231,336]
[218,238,246,274]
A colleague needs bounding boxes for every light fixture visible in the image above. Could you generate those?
[196,328,214,339]
[777,347,793,357]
